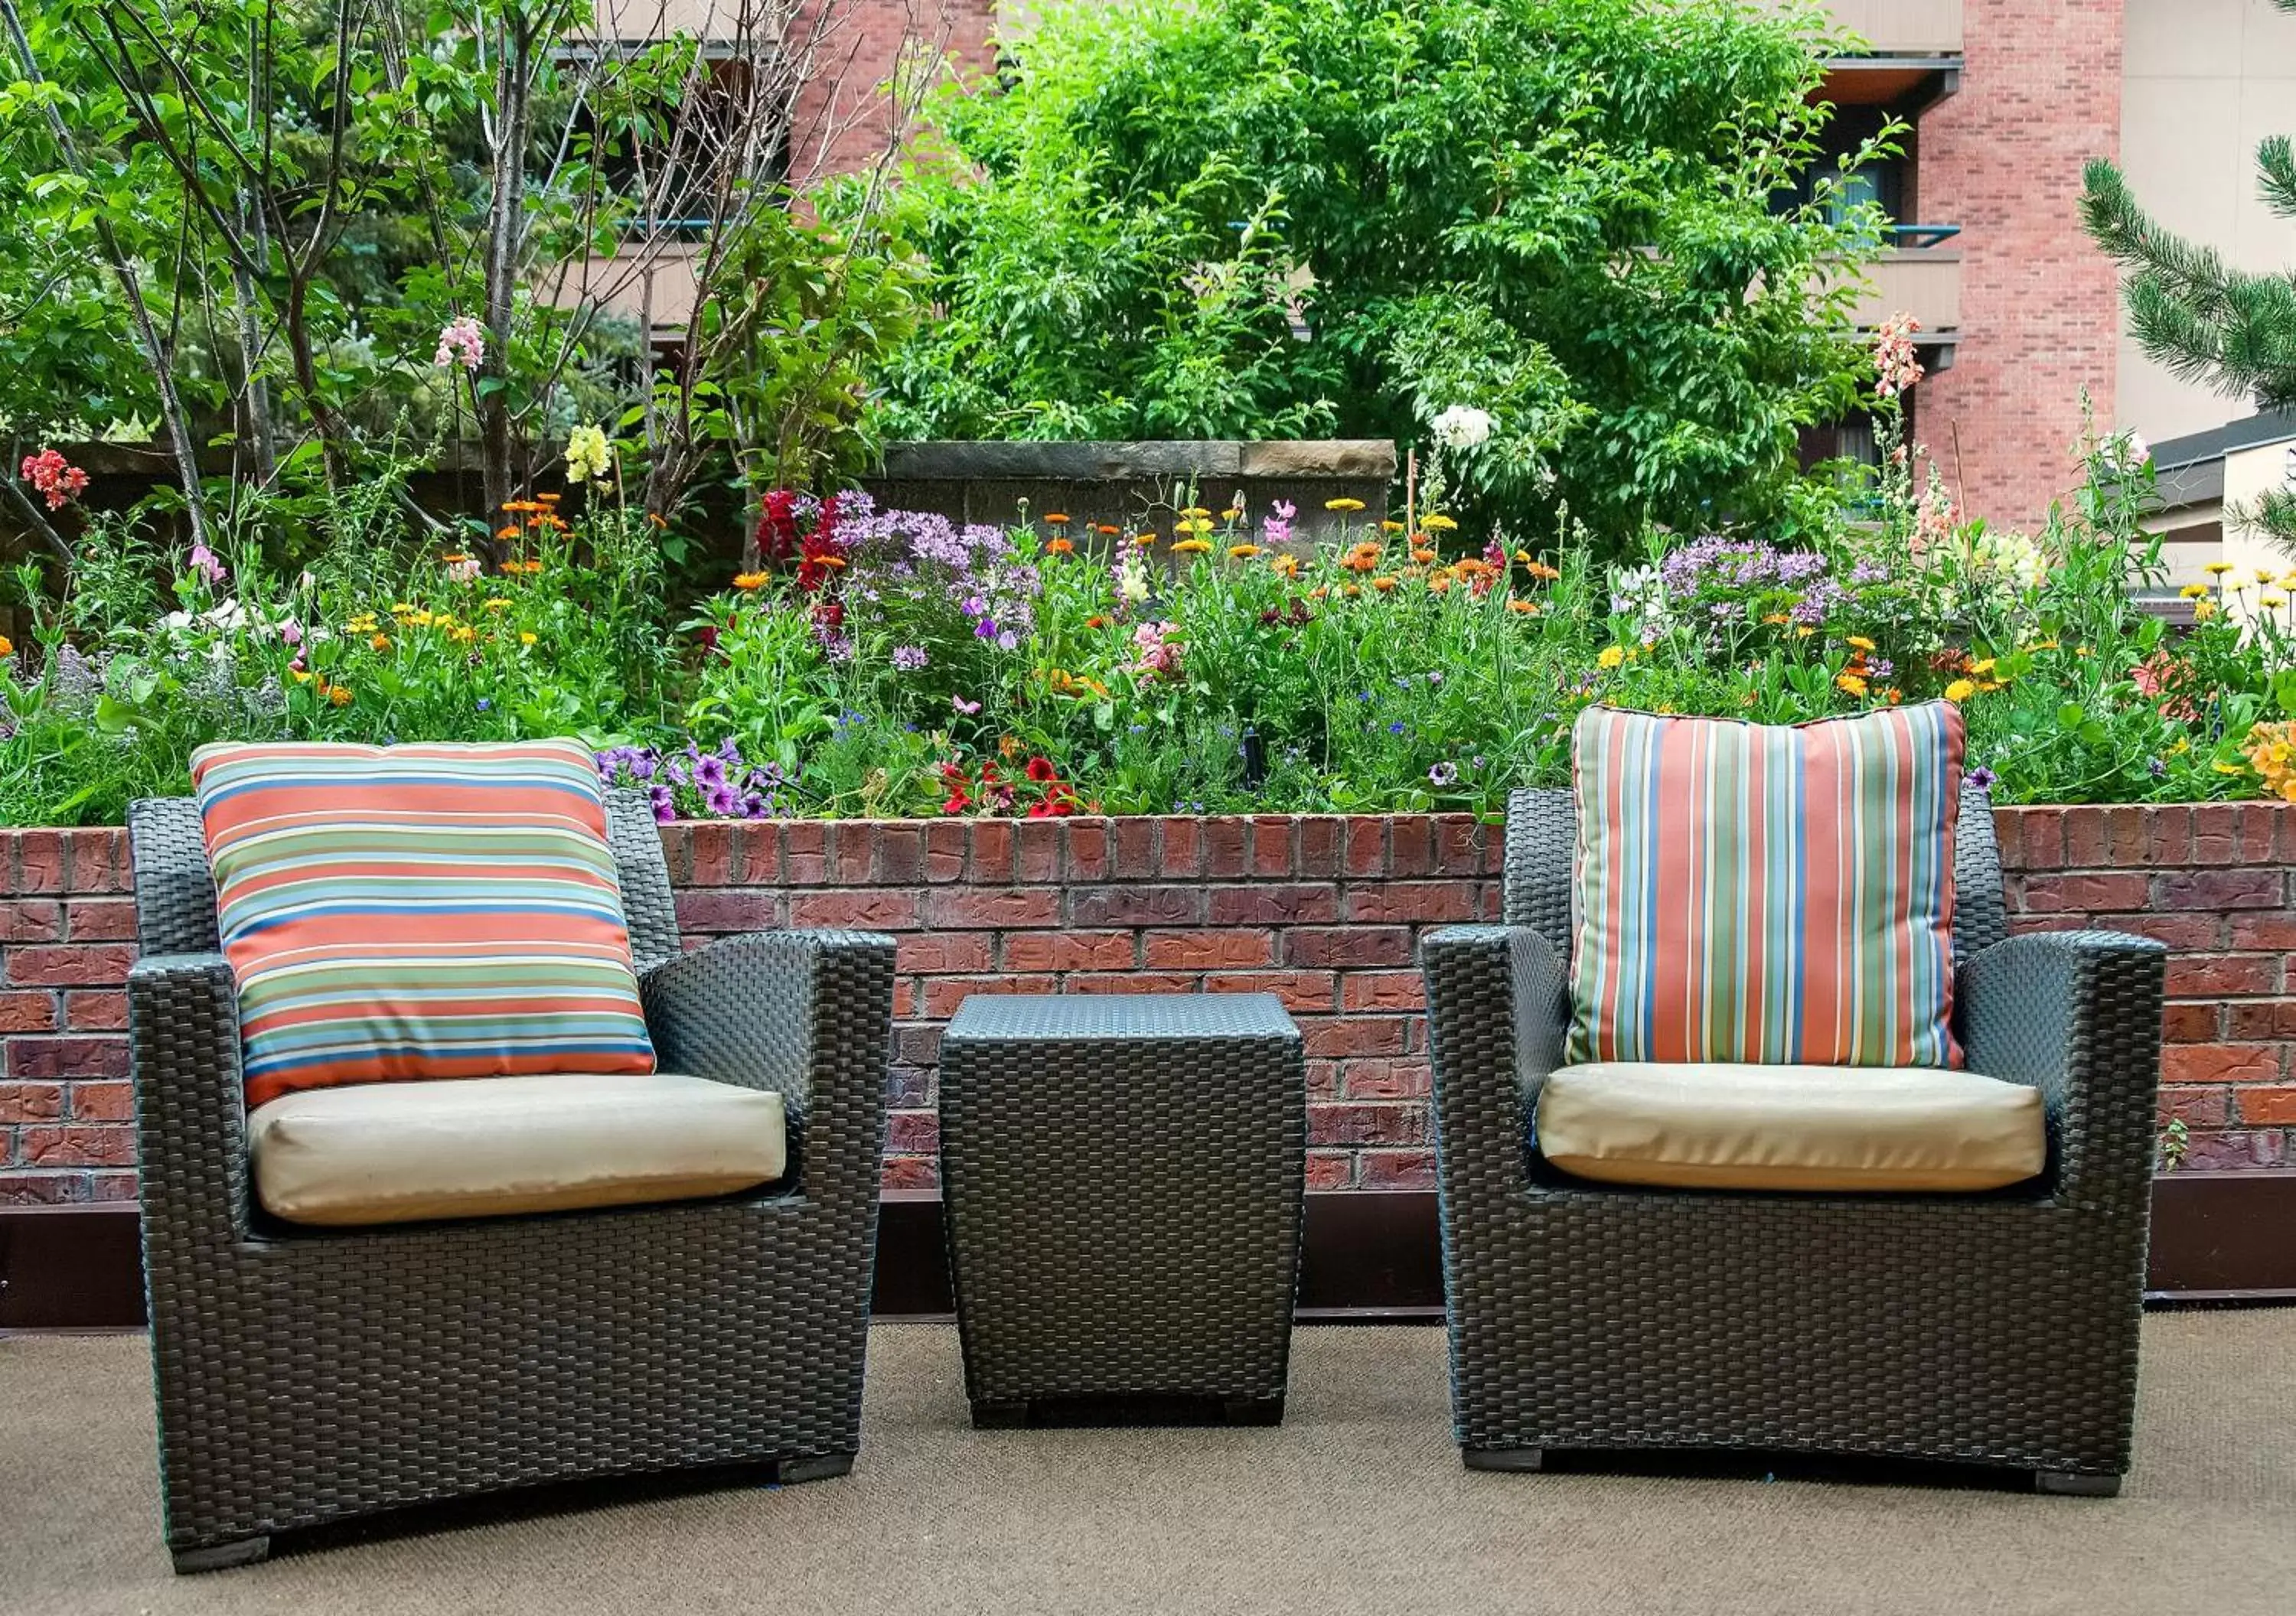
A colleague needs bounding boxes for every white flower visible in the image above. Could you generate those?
[1116,554,1152,604]
[1430,404,1495,452]
[2102,430,2150,474]
[1972,529,2048,588]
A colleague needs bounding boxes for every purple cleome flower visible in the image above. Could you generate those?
[892,644,928,671]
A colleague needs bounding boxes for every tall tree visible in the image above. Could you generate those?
[2082,0,2296,547]
[876,0,1894,544]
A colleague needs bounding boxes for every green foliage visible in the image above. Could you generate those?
[877,0,1887,545]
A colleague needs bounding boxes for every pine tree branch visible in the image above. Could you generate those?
[2259,135,2296,225]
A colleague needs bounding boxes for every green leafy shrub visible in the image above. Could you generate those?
[877,0,1886,543]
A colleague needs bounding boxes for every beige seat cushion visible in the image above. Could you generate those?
[248,1073,786,1227]
[1536,1062,2045,1193]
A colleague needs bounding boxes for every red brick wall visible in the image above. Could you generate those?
[788,0,998,182]
[1916,0,2125,530]
[3,803,2290,1204]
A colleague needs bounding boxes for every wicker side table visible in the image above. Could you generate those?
[939,992,1307,1427]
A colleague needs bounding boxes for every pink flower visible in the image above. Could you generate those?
[279,619,305,647]
[445,558,481,583]
[19,448,89,512]
[433,315,485,373]
[188,542,227,586]
[1874,312,1924,399]
[1131,620,1182,679]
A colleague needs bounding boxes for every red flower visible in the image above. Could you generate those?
[1025,756,1058,783]
[755,490,801,564]
[941,790,972,816]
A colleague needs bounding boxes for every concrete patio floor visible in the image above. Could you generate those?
[3,1313,2292,1615]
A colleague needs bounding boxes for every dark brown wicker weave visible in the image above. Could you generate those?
[938,992,1306,1426]
[126,790,896,1572]
[1420,787,2164,1494]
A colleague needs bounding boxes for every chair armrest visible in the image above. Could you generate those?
[640,930,897,1204]
[127,953,256,1250]
[1421,925,1570,1204]
[1956,929,2166,1210]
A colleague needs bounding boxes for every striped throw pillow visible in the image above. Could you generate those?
[1567,702,1965,1069]
[191,741,657,1105]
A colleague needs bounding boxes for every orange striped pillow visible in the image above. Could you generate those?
[1567,703,1965,1069]
[191,741,656,1105]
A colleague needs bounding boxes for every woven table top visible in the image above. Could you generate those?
[942,992,1298,1043]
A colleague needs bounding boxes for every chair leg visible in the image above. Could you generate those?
[171,1536,271,1575]
[1463,1445,1545,1472]
[1222,1395,1286,1427]
[2034,1470,2120,1497]
[771,1451,856,1486]
[971,1399,1030,1429]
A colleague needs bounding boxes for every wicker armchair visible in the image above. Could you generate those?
[1420,787,2165,1494]
[127,790,896,1572]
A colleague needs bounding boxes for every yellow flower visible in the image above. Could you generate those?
[451,626,477,645]
[732,572,768,591]
[484,598,510,613]
[1228,543,1263,559]
[1180,517,1214,534]
[390,601,415,615]
[1381,520,1407,534]
[1845,636,1876,652]
[1172,537,1213,555]
[519,631,537,646]
[1597,645,1626,670]
[2266,594,2289,609]
[1944,678,1976,702]
[2205,561,2236,577]
[564,423,612,484]
[1836,672,1868,697]
[1270,554,1301,578]
[1371,575,1398,592]
[1179,507,1211,519]
[0,635,13,657]
[1795,626,1815,639]
[1421,513,1458,533]
[1133,533,1156,549]
[289,668,313,683]
[1220,507,1243,522]
[1513,549,1533,565]
[2260,568,2278,584]
[328,685,353,706]
[2193,599,2219,623]
[1968,656,1997,675]
[2213,761,2246,775]
[1326,497,1366,513]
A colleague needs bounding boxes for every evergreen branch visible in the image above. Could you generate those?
[2249,487,2296,558]
[2259,135,2296,225]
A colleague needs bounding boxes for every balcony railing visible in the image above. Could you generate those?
[1841,226,1962,337]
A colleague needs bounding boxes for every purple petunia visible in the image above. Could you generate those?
[1966,765,1998,792]
[648,784,677,823]
[1429,761,1459,787]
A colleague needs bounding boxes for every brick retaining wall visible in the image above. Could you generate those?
[2,803,2291,1204]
